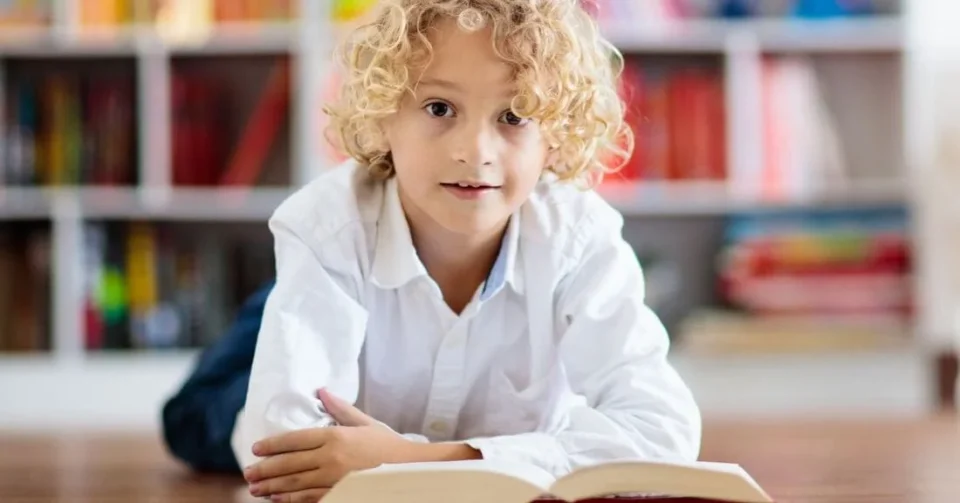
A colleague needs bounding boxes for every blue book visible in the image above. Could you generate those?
[792,0,875,18]
[718,0,756,18]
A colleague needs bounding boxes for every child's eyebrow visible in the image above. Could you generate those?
[416,77,517,99]
[416,78,464,92]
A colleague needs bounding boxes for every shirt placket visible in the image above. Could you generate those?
[420,297,481,442]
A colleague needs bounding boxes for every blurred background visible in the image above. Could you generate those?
[0,0,955,431]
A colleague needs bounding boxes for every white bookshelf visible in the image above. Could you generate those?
[597,177,905,216]
[0,0,941,428]
[0,22,299,56]
[0,186,292,220]
[602,15,902,53]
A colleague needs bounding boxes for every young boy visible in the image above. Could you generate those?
[230,0,701,500]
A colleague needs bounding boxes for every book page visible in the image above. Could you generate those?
[365,459,557,487]
[323,459,556,503]
[549,460,772,503]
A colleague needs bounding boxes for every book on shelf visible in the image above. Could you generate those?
[77,0,294,30]
[79,0,134,28]
[213,0,295,23]
[0,227,50,353]
[604,61,726,186]
[83,222,223,350]
[331,0,379,23]
[603,54,852,208]
[583,0,715,22]
[758,56,847,202]
[152,0,295,34]
[3,73,135,186]
[680,207,913,354]
[583,0,886,21]
[172,57,289,187]
[82,221,274,351]
[678,309,910,354]
[717,208,912,317]
[0,0,50,27]
[76,0,297,32]
[320,458,772,503]
[171,71,228,187]
[219,59,291,186]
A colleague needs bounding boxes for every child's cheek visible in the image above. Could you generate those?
[420,114,452,138]
[498,123,541,146]
[499,126,550,166]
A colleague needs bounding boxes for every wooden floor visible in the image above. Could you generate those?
[2,416,960,502]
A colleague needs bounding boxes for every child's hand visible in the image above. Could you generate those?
[243,389,415,501]
[244,424,415,501]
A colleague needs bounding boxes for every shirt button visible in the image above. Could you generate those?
[429,420,448,434]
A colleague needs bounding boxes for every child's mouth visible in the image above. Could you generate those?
[440,182,501,200]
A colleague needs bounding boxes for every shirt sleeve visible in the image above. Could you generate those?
[231,217,369,469]
[465,209,702,477]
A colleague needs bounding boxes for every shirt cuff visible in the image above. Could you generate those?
[464,432,569,476]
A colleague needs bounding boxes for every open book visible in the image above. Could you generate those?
[322,458,773,503]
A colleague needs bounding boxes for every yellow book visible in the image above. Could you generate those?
[155,0,212,41]
[43,76,67,186]
[125,223,158,348]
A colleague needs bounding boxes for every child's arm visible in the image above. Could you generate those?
[464,207,702,477]
[231,217,369,470]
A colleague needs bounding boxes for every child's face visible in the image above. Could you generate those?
[383,18,550,238]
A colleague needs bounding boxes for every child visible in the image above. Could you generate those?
[234,0,702,500]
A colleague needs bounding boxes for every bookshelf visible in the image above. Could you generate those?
[597,177,904,216]
[601,15,902,53]
[0,0,942,429]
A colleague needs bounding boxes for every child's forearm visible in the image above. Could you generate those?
[400,441,483,463]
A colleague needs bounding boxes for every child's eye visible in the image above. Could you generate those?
[424,101,454,118]
[500,110,529,127]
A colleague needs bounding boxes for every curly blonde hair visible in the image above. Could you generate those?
[323,0,633,187]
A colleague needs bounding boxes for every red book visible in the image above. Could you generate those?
[667,70,695,180]
[320,459,773,503]
[214,0,245,22]
[171,74,226,186]
[667,70,725,181]
[85,76,135,185]
[638,71,671,181]
[218,59,290,187]
[607,60,644,183]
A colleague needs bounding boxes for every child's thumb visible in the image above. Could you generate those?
[316,388,375,427]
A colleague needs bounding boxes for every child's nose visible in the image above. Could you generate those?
[451,122,496,168]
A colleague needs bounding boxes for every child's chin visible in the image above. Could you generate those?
[435,212,510,237]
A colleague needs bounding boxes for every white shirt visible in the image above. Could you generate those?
[232,161,701,476]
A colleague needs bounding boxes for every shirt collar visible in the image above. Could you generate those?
[480,210,523,300]
[371,177,428,290]
[371,176,524,298]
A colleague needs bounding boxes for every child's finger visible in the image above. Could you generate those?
[244,449,319,483]
[316,388,374,427]
[253,428,336,456]
[248,471,315,498]
[268,487,329,503]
